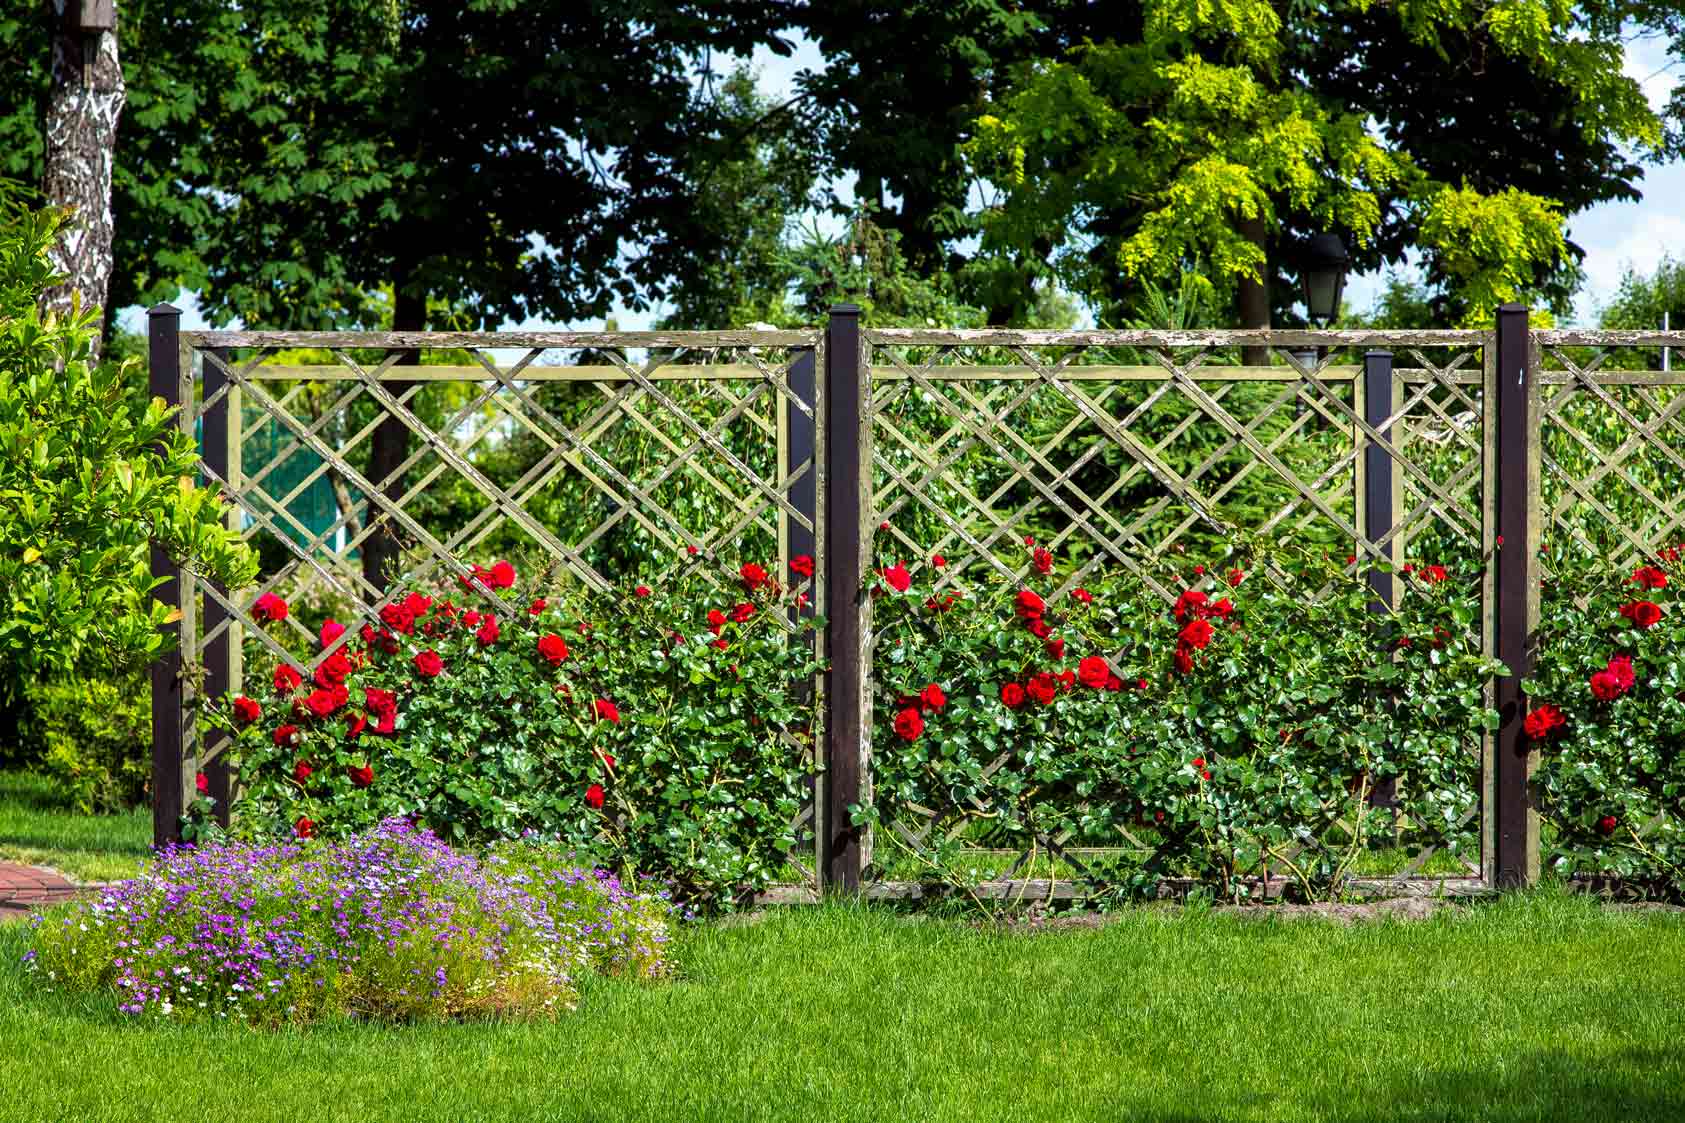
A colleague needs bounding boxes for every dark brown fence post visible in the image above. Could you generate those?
[200,346,234,827]
[822,305,866,892]
[1488,303,1540,887]
[784,345,820,883]
[1361,348,1399,807]
[148,303,186,847]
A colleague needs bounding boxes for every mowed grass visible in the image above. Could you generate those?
[0,770,151,883]
[2,892,1681,1122]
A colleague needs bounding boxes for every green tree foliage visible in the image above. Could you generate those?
[0,206,255,682]
[1600,255,1685,333]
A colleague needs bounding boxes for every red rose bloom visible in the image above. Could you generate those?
[741,562,770,590]
[1619,601,1664,630]
[476,615,500,646]
[1589,668,1626,702]
[1191,757,1205,768]
[1608,655,1635,690]
[348,764,374,788]
[195,771,209,795]
[931,554,946,568]
[1422,565,1449,584]
[1630,566,1668,590]
[232,695,261,725]
[1137,678,1149,690]
[594,698,621,723]
[251,592,289,624]
[319,619,346,648]
[1027,618,1051,639]
[920,683,947,711]
[488,560,517,589]
[1597,815,1618,836]
[273,724,300,747]
[292,759,313,783]
[537,633,569,666]
[294,817,315,839]
[1173,647,1195,675]
[731,602,756,623]
[881,562,912,593]
[1071,587,1093,604]
[601,752,616,769]
[1179,618,1215,650]
[529,598,548,615]
[1078,656,1110,689]
[635,586,651,598]
[273,664,303,695]
[1227,569,1245,587]
[1000,682,1026,708]
[364,687,397,719]
[894,706,925,741]
[413,650,444,678]
[1015,589,1045,619]
[344,713,367,740]
[707,609,727,634]
[1058,670,1077,691]
[1206,598,1234,620]
[1523,704,1566,741]
[1104,674,1122,691]
[304,689,340,718]
[790,554,815,578]
[402,592,433,619]
[461,611,481,628]
[1026,672,1058,705]
[1033,546,1053,574]
[380,603,416,635]
[1173,589,1208,621]
[314,650,354,688]
[1045,636,1066,660]
[585,783,606,809]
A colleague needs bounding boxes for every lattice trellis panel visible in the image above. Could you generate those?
[858,329,1492,895]
[172,330,824,887]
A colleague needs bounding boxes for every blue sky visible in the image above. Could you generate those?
[124,27,1682,336]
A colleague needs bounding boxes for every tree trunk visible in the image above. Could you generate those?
[360,284,424,596]
[1236,213,1270,366]
[42,1,125,358]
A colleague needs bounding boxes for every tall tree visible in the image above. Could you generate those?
[41,0,124,350]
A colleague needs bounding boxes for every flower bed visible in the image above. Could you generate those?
[23,818,676,1024]
[211,560,822,908]
[863,536,1503,900]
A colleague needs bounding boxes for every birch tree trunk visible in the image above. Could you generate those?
[42,1,126,357]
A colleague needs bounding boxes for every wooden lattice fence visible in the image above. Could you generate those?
[146,305,1685,900]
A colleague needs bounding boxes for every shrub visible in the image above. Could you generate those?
[22,669,150,813]
[861,536,1503,901]
[1528,546,1685,890]
[210,558,822,908]
[24,818,677,1025]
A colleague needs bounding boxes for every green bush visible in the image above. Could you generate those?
[20,670,150,814]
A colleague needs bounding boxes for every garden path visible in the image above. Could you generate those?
[0,862,84,922]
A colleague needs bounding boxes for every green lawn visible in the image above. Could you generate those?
[0,770,150,883]
[2,892,1681,1122]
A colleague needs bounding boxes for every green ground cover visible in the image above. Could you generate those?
[3,892,1680,1122]
[0,770,150,883]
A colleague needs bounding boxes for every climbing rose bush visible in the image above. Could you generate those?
[24,818,675,1025]
[1528,547,1685,890]
[862,536,1504,901]
[210,559,822,908]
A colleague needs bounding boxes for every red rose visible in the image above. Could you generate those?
[686,544,700,556]
[1619,601,1663,630]
[1015,589,1045,619]
[1071,588,1093,604]
[1202,770,1213,781]
[461,611,481,628]
[1000,682,1026,708]
[1630,566,1668,590]
[1137,678,1149,690]
[712,638,729,651]
[380,603,416,635]
[1191,757,1205,768]
[476,615,500,646]
[1033,546,1053,574]
[402,592,433,619]
[1589,670,1624,701]
[348,764,374,788]
[707,609,727,634]
[529,598,548,615]
[319,619,346,649]
[1206,598,1234,620]
[364,687,397,719]
[294,817,315,839]
[1597,815,1618,836]
[1173,647,1195,675]
[635,586,651,598]
[585,784,606,809]
[1078,656,1110,689]
[931,554,946,568]
[1045,636,1066,660]
[1173,589,1208,621]
[881,563,912,593]
[273,664,303,695]
[1608,654,1635,691]
[920,683,947,711]
[292,759,313,783]
[413,650,444,678]
[1104,674,1122,691]
[1227,569,1245,587]
[1179,619,1215,650]
[594,698,621,723]
[359,623,378,646]
[314,650,354,688]
[1422,565,1449,584]
[1523,704,1566,741]
[894,706,925,741]
[1027,672,1058,705]
[741,562,770,590]
[232,695,261,725]
[1057,670,1077,691]
[344,713,367,740]
[1027,618,1052,639]
[731,602,756,623]
[195,771,209,795]
[488,560,517,589]
[601,752,616,769]
[304,689,340,718]
[251,592,289,624]
[273,724,300,747]
[1023,535,1035,546]
[790,554,815,578]
[537,633,569,666]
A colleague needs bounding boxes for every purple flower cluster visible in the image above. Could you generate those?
[24,818,676,1025]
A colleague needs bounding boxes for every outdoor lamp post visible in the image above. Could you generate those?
[1301,232,1351,327]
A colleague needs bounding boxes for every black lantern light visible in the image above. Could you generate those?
[1301,233,1350,327]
